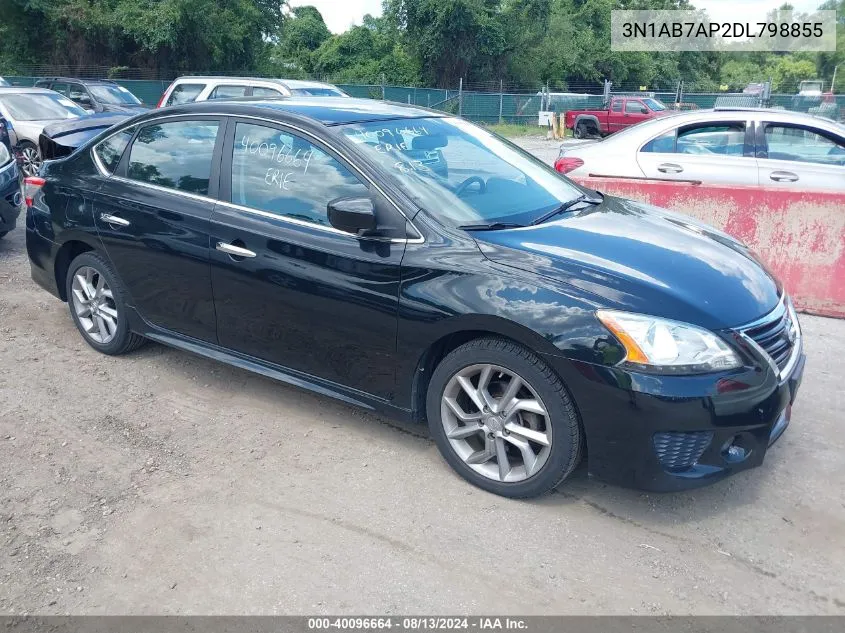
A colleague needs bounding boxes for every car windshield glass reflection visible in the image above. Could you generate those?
[89,85,142,105]
[340,117,582,226]
[0,94,86,120]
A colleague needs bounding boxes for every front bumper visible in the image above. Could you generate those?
[546,340,805,492]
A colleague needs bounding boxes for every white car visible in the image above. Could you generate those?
[156,76,348,107]
[555,108,845,191]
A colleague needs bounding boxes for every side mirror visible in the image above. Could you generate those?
[327,196,376,235]
[640,107,648,114]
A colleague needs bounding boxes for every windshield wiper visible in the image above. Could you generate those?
[530,193,603,226]
[457,222,526,231]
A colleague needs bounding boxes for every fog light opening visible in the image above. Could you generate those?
[721,435,752,464]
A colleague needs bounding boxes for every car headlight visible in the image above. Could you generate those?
[596,310,742,374]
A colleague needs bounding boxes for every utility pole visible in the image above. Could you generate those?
[458,78,463,117]
[498,79,504,124]
[381,73,385,101]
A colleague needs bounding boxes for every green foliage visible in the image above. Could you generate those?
[0,0,841,96]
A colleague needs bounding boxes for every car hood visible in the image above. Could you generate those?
[472,195,781,330]
[8,120,53,143]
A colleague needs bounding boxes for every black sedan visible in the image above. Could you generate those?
[25,98,804,497]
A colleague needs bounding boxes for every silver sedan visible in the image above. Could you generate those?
[556,108,845,192]
[0,87,87,176]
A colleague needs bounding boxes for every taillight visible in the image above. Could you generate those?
[156,82,174,108]
[554,157,584,174]
[24,176,45,207]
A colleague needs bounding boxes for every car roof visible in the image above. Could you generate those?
[172,76,340,90]
[154,97,444,126]
[0,87,58,94]
[35,77,117,85]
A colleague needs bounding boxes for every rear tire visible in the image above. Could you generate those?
[574,121,588,139]
[65,251,146,355]
[18,141,41,177]
[426,337,583,498]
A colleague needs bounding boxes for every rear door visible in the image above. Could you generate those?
[91,116,224,342]
[756,121,845,191]
[637,119,759,185]
[208,118,407,398]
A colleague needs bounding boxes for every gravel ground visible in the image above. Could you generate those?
[1,140,844,614]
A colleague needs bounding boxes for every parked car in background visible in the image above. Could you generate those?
[156,76,348,107]
[555,108,845,191]
[0,139,22,239]
[39,113,130,160]
[564,96,669,138]
[26,97,803,498]
[33,78,148,114]
[0,87,87,176]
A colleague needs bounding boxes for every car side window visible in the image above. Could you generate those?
[94,126,135,174]
[252,86,285,97]
[764,124,845,166]
[230,122,369,227]
[676,123,745,156]
[641,130,676,153]
[209,85,249,100]
[166,84,205,106]
[624,100,644,114]
[51,82,69,97]
[68,84,87,101]
[127,120,219,195]
[611,100,622,112]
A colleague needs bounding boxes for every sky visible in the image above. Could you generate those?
[289,0,830,35]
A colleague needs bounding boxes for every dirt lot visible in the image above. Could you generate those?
[1,142,844,614]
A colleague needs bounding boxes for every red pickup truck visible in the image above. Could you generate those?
[564,96,669,138]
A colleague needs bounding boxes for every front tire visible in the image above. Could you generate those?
[426,337,582,498]
[18,141,41,177]
[65,251,146,355]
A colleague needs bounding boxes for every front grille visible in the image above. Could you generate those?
[740,299,796,372]
[653,431,713,472]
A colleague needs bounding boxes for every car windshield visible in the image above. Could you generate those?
[643,98,666,111]
[340,117,583,226]
[291,87,346,97]
[89,84,142,105]
[0,93,86,121]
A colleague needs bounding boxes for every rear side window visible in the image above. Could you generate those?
[165,83,205,106]
[641,130,675,153]
[764,125,845,166]
[677,123,745,156]
[127,120,219,195]
[252,86,285,97]
[230,121,368,226]
[94,126,135,174]
[611,100,622,112]
[209,85,249,100]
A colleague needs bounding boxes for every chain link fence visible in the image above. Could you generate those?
[2,66,842,125]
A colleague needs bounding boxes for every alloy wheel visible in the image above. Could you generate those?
[71,266,119,344]
[440,363,552,483]
[20,146,41,177]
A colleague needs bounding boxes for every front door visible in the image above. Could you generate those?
[209,119,407,399]
[92,117,223,342]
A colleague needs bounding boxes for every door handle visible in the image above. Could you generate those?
[216,242,256,258]
[100,213,130,227]
[769,170,798,182]
[657,163,683,174]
